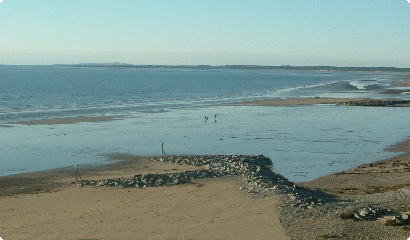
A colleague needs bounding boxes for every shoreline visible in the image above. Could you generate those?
[2,132,409,189]
[0,156,207,197]
[2,133,409,196]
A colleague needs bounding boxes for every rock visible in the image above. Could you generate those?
[341,205,392,221]
[359,208,370,216]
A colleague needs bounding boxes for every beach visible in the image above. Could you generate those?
[2,147,410,240]
[0,156,289,240]
[2,98,410,239]
[2,0,410,237]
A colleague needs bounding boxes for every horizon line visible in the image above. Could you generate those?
[2,63,410,72]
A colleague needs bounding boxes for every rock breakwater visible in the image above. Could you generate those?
[75,155,323,207]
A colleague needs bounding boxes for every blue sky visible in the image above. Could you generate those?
[1,0,410,67]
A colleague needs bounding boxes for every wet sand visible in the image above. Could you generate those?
[6,97,406,127]
[11,116,122,125]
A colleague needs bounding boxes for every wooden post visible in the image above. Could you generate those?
[75,163,78,181]
[75,163,82,181]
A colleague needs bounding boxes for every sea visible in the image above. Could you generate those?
[1,65,410,182]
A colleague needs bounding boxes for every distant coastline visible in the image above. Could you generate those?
[2,63,410,73]
[46,63,410,73]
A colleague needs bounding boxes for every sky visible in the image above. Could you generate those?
[1,0,410,67]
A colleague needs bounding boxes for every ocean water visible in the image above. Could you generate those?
[1,65,409,182]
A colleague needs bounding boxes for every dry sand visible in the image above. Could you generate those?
[0,157,289,240]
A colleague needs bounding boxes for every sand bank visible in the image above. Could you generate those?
[0,157,289,240]
[377,79,410,94]
[393,79,410,87]
[232,98,368,106]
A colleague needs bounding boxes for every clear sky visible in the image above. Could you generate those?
[1,0,410,67]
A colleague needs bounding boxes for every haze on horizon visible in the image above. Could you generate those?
[0,1,409,67]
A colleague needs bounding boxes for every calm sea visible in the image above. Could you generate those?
[1,65,409,181]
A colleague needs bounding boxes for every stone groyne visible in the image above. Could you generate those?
[75,155,325,208]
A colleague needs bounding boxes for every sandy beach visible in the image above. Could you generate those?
[0,156,289,240]
[3,151,410,240]
[2,97,410,239]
